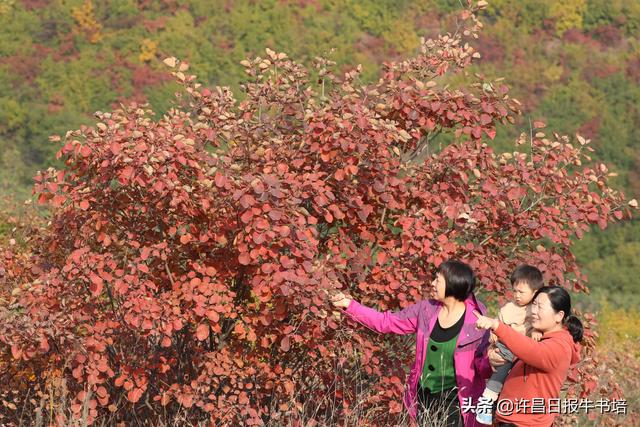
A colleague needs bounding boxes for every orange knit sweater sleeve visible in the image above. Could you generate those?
[494,322,569,372]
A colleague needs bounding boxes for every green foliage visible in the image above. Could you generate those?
[346,0,410,36]
[0,221,8,239]
[593,301,640,422]
[0,97,26,133]
[99,0,139,27]
[588,73,640,188]
[583,0,620,30]
[549,0,587,35]
[584,0,640,35]
[573,220,640,309]
[485,0,551,31]
[539,77,598,135]
[36,54,118,113]
[431,0,467,14]
[0,7,38,56]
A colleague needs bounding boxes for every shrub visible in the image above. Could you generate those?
[0,3,635,425]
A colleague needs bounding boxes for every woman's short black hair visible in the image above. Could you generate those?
[435,259,475,301]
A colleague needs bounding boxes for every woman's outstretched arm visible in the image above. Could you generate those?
[473,311,570,372]
[332,292,420,335]
[493,323,569,372]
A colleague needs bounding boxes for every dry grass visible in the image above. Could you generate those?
[5,368,460,427]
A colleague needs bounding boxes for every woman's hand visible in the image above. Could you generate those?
[489,332,498,344]
[473,311,503,370]
[531,330,543,342]
[488,347,507,369]
[472,310,500,331]
[330,291,352,309]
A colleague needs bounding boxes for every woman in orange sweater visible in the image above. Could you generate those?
[473,286,583,427]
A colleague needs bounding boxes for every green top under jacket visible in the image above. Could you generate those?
[419,310,466,393]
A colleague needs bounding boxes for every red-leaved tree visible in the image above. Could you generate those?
[0,2,636,426]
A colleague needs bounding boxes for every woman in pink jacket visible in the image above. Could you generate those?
[331,260,492,427]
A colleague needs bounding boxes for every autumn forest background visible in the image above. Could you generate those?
[0,0,639,425]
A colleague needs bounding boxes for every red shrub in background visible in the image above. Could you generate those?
[0,2,635,425]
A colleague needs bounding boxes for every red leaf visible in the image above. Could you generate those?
[206,310,220,323]
[80,146,92,157]
[278,226,291,237]
[484,127,496,140]
[89,273,103,296]
[127,388,143,403]
[238,253,251,265]
[425,118,436,130]
[284,380,294,394]
[357,205,373,222]
[177,393,193,408]
[196,323,209,341]
[110,142,121,155]
[215,173,226,188]
[11,345,21,360]
[47,182,58,193]
[160,393,171,406]
[389,280,401,290]
[268,210,282,220]
[507,187,524,201]
[280,336,291,352]
[583,380,597,396]
[377,251,387,265]
[119,166,135,183]
[115,375,126,387]
[241,210,253,223]
[52,195,66,207]
[96,386,108,398]
[280,256,296,269]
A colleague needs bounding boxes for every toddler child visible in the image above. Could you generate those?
[475,264,544,425]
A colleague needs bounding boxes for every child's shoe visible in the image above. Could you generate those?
[475,410,493,425]
[475,389,498,425]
